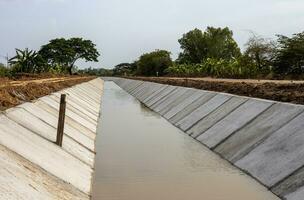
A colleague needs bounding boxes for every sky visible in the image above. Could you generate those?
[0,0,303,69]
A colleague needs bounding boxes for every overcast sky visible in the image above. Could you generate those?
[0,0,303,69]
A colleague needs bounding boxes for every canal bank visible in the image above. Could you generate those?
[104,77,304,200]
[0,78,103,199]
[92,81,280,200]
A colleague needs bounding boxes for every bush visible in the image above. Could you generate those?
[137,50,173,76]
[0,63,11,77]
[167,57,264,78]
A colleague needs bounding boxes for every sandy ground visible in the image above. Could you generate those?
[0,76,95,110]
[125,76,304,105]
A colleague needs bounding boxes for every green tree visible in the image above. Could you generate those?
[113,63,137,76]
[274,32,304,74]
[177,27,241,64]
[244,34,276,71]
[39,38,100,75]
[9,48,39,73]
[177,28,207,63]
[137,50,173,76]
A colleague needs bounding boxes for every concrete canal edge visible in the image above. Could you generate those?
[105,77,304,200]
[0,78,103,200]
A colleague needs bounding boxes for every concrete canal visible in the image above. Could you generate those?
[92,81,280,200]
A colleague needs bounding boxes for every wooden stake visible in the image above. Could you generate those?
[56,94,66,147]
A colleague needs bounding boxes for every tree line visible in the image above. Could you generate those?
[0,38,99,77]
[110,27,304,79]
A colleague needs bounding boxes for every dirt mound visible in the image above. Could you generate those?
[0,76,95,111]
[126,77,304,105]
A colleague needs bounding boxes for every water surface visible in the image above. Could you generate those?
[92,81,280,200]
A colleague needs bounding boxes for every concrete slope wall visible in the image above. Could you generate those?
[106,77,304,200]
[0,78,103,200]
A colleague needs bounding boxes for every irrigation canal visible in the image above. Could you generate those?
[92,81,280,200]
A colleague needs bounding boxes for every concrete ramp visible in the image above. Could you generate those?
[0,78,103,199]
[106,77,304,200]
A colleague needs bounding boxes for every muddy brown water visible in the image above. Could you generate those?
[92,81,280,200]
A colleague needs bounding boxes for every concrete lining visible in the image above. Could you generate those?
[215,103,303,163]
[108,77,304,200]
[176,93,231,131]
[196,99,272,148]
[151,87,189,111]
[188,96,248,138]
[0,144,88,200]
[0,78,103,199]
[0,115,93,194]
[145,86,177,107]
[163,90,206,120]
[5,108,94,167]
[159,88,197,116]
[235,111,304,187]
[40,97,97,132]
[169,92,216,124]
[34,100,96,140]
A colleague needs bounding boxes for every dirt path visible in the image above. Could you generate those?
[166,77,304,84]
[0,76,95,111]
[125,76,304,105]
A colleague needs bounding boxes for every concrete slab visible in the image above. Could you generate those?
[0,115,93,194]
[40,97,97,133]
[142,85,170,104]
[0,144,88,200]
[18,102,95,151]
[235,110,304,187]
[197,99,272,148]
[64,89,100,112]
[72,87,101,104]
[131,82,149,96]
[50,94,98,124]
[169,92,216,124]
[139,84,166,102]
[163,91,207,120]
[216,103,303,163]
[188,97,248,138]
[145,86,177,107]
[176,94,231,131]
[5,107,95,167]
[34,100,96,140]
[284,186,304,200]
[151,87,189,110]
[134,82,163,100]
[159,89,197,116]
[272,166,304,197]
[125,81,143,94]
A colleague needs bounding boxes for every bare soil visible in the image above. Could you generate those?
[0,75,96,111]
[125,77,304,105]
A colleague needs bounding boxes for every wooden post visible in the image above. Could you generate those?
[56,94,66,147]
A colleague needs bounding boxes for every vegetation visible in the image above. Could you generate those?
[0,63,10,77]
[116,27,304,79]
[2,27,304,79]
[274,32,304,74]
[78,67,113,76]
[39,38,100,75]
[3,37,100,77]
[137,50,172,76]
[177,27,241,64]
[113,63,137,76]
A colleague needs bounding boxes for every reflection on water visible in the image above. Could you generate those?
[92,81,280,200]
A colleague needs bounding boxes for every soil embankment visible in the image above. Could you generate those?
[125,77,304,105]
[0,76,95,110]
